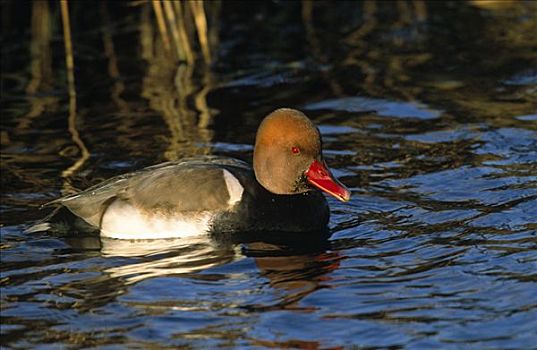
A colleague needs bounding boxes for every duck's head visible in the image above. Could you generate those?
[253,108,351,202]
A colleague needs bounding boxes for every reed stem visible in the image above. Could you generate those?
[189,0,211,64]
[60,0,90,191]
[60,0,75,99]
[151,0,172,54]
[170,0,195,65]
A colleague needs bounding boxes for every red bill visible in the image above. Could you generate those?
[306,159,351,202]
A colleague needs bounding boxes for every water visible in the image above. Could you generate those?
[2,1,537,348]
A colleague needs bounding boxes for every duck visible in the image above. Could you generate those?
[46,108,351,239]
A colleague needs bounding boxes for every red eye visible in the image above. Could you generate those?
[291,146,300,154]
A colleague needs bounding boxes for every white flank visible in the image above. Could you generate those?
[223,169,244,206]
[100,200,213,239]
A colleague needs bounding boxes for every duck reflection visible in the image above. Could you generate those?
[64,234,241,282]
[59,231,337,313]
[243,239,340,311]
[101,236,242,284]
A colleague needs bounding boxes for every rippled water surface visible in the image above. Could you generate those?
[2,1,537,348]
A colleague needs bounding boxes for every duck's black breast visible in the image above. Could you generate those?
[212,166,330,234]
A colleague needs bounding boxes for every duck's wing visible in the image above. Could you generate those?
[46,156,251,228]
[45,173,136,227]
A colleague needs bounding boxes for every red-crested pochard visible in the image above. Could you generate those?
[49,108,351,239]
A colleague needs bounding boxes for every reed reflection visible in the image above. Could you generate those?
[139,1,218,160]
[18,0,57,130]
